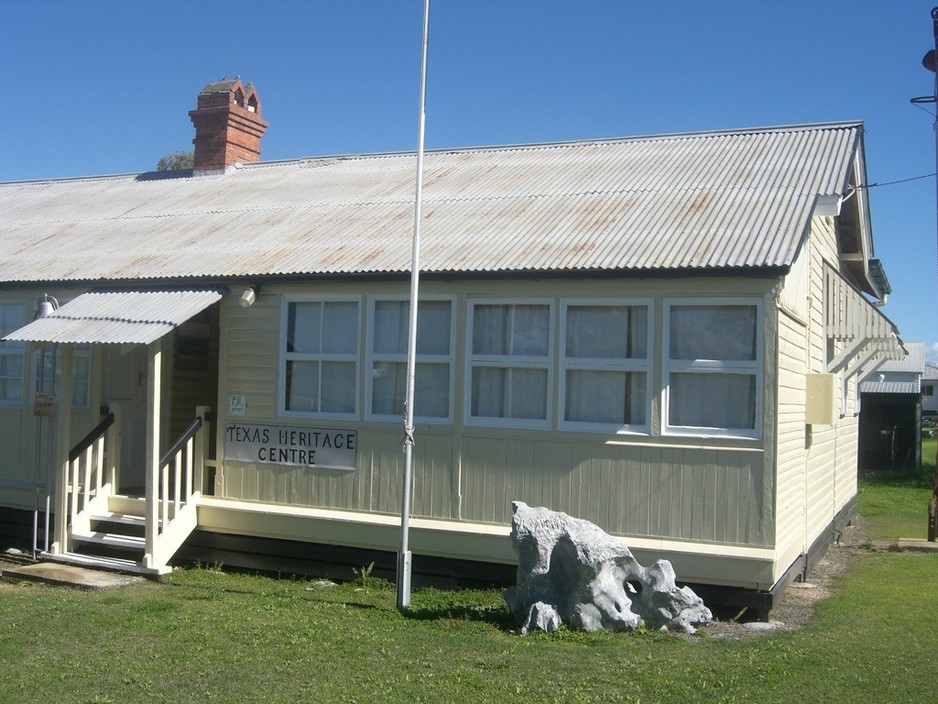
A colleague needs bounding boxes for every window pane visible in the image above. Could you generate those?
[472,304,549,357]
[472,305,510,355]
[73,383,89,408]
[371,361,405,415]
[566,305,647,359]
[321,361,356,413]
[322,302,358,354]
[0,379,21,402]
[374,300,450,355]
[566,370,646,425]
[286,360,319,412]
[511,305,549,356]
[669,372,756,429]
[510,368,548,419]
[417,301,451,355]
[288,303,321,353]
[373,301,408,355]
[374,362,450,418]
[414,362,450,417]
[471,366,507,417]
[670,305,756,361]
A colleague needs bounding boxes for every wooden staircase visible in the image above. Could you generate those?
[44,405,210,577]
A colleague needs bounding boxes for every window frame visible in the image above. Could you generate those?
[465,298,554,430]
[30,343,92,410]
[364,295,456,424]
[279,296,362,420]
[662,298,763,439]
[0,302,28,405]
[558,298,653,434]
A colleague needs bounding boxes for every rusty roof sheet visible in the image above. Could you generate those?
[0,122,863,284]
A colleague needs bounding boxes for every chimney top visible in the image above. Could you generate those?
[189,77,269,172]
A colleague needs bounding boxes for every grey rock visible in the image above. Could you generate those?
[504,501,712,635]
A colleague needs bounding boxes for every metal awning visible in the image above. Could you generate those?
[1,289,223,345]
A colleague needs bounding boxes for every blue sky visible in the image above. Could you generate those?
[2,1,937,358]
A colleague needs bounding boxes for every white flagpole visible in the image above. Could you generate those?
[398,0,430,611]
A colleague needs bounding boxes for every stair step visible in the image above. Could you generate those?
[43,552,169,576]
[71,529,145,551]
[89,511,147,527]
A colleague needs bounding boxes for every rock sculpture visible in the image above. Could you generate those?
[503,501,712,635]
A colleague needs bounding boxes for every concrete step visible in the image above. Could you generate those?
[42,551,169,576]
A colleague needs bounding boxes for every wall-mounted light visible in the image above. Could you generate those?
[35,293,59,320]
[238,287,257,308]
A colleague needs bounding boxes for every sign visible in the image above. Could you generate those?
[33,392,56,417]
[229,394,247,415]
[224,422,357,472]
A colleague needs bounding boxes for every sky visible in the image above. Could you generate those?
[2,1,937,359]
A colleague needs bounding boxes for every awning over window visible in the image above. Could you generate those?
[2,289,223,345]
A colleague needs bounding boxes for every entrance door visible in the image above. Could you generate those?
[104,344,151,493]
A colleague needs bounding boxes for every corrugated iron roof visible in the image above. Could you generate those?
[0,122,863,283]
[2,290,223,344]
[872,341,924,374]
[859,379,921,395]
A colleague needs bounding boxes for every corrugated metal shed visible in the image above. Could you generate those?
[0,122,862,284]
[859,342,925,395]
[2,290,223,344]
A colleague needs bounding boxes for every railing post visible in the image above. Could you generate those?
[194,405,210,497]
[107,403,122,492]
[144,341,161,570]
[52,345,75,553]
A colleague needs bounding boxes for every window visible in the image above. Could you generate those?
[924,384,934,397]
[467,302,551,427]
[560,301,650,431]
[32,344,91,409]
[663,301,761,437]
[367,298,453,421]
[282,299,359,417]
[0,303,27,403]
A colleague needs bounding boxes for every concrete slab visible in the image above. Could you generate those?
[897,539,938,553]
[0,562,144,589]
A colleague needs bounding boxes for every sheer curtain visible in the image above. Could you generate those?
[470,304,549,421]
[285,300,358,415]
[563,304,648,426]
[667,304,758,430]
[371,300,451,419]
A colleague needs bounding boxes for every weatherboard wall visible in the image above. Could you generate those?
[212,276,777,564]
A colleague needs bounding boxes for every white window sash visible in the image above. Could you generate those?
[559,299,652,433]
[365,297,454,423]
[662,299,763,439]
[466,300,552,429]
[281,297,360,419]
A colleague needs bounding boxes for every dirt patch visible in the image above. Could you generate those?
[699,515,875,639]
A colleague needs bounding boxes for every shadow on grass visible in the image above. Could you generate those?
[859,469,932,490]
[402,602,518,631]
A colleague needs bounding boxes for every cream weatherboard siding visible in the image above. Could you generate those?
[211,277,778,578]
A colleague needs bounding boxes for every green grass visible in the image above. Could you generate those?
[857,437,934,540]
[2,475,938,703]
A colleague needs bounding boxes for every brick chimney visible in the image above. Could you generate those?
[189,77,269,172]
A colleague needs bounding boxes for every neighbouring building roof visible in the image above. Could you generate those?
[0,121,865,286]
[860,341,925,395]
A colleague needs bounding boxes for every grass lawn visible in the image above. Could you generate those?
[2,470,938,703]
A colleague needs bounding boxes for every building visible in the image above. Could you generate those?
[0,79,904,615]
[858,341,924,472]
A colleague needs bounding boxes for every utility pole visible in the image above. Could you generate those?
[398,0,431,610]
[911,7,938,541]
